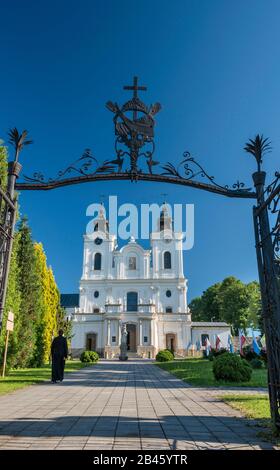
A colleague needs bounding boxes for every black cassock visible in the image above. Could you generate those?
[51,336,68,382]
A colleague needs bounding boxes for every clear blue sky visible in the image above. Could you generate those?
[0,0,279,300]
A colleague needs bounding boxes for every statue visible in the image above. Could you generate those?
[119,322,128,361]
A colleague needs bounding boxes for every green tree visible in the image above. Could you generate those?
[0,234,21,368]
[189,282,222,322]
[15,217,38,367]
[0,145,8,190]
[219,277,249,334]
[245,281,262,329]
[189,276,262,334]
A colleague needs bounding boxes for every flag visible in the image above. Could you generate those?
[252,335,261,355]
[239,331,246,355]
[215,335,221,350]
[260,335,266,349]
[228,334,234,353]
[205,337,211,356]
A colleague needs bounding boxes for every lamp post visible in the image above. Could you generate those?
[0,129,32,332]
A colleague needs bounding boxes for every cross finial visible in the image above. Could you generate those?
[160,193,168,204]
[123,76,147,100]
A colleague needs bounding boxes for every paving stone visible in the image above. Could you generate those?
[0,359,274,450]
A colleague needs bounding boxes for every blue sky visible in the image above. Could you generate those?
[0,0,279,300]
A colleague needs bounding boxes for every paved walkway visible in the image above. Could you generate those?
[0,360,276,450]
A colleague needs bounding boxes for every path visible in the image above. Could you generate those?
[0,359,276,450]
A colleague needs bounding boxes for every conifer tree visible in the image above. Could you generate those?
[16,217,38,367]
[0,233,21,368]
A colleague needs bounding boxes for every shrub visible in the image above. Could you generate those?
[166,348,175,358]
[80,350,99,363]
[213,353,252,382]
[250,358,263,369]
[208,348,228,361]
[156,349,174,362]
[242,345,259,362]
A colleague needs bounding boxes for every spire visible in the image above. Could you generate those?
[158,202,172,231]
[94,203,109,235]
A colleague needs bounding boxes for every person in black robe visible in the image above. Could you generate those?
[51,329,68,383]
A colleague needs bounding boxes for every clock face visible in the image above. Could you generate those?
[95,237,103,245]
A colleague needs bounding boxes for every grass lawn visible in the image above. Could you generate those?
[0,361,91,396]
[222,394,270,422]
[156,357,268,387]
[221,394,279,445]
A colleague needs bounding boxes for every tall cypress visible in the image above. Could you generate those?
[16,217,38,367]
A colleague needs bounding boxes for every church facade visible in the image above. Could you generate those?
[62,204,230,359]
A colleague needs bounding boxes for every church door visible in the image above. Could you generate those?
[166,333,176,353]
[86,333,97,351]
[126,324,137,352]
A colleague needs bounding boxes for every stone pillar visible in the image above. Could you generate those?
[139,320,143,346]
[107,320,111,346]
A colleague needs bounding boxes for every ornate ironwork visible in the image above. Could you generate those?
[249,136,280,431]
[23,149,116,184]
[262,171,280,271]
[19,77,254,198]
[106,76,161,177]
[161,151,252,193]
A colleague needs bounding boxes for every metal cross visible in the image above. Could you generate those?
[123,76,147,120]
[123,76,147,99]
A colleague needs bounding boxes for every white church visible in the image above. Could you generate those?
[61,204,230,359]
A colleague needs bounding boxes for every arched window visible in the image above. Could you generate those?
[94,222,98,231]
[127,292,138,312]
[94,253,102,270]
[128,256,136,270]
[164,251,171,269]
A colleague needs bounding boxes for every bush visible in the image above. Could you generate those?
[208,348,228,361]
[80,350,99,363]
[242,345,259,362]
[156,349,174,362]
[213,353,252,382]
[166,348,175,358]
[250,358,263,369]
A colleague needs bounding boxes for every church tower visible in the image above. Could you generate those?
[150,203,184,280]
[82,203,116,281]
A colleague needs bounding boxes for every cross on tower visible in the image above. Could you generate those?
[123,76,147,120]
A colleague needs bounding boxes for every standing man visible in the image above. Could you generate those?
[51,329,68,383]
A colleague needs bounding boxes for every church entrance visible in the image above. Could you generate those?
[86,333,97,351]
[166,333,176,353]
[126,324,137,352]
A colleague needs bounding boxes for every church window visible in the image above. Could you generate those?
[112,336,116,343]
[94,290,99,298]
[166,290,172,298]
[94,222,98,231]
[144,336,148,343]
[166,307,172,313]
[94,253,102,270]
[93,308,100,313]
[164,251,171,269]
[128,256,136,270]
[127,291,138,311]
[112,256,115,268]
